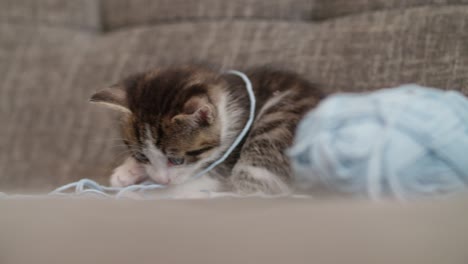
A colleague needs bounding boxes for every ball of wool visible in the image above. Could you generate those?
[288,84,468,200]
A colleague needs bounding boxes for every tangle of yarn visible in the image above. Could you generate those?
[288,85,468,200]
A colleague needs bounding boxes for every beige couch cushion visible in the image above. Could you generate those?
[0,0,101,31]
[0,0,316,32]
[100,0,315,31]
[0,24,111,191]
[313,0,468,20]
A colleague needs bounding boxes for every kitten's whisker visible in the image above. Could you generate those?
[112,150,134,160]
[109,144,131,149]
[112,145,140,157]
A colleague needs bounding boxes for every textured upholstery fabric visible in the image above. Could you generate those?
[100,0,315,31]
[1,1,468,191]
[0,0,315,32]
[307,6,468,93]
[0,24,112,191]
[0,0,101,31]
[90,6,468,93]
[312,0,468,20]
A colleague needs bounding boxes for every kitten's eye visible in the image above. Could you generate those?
[186,146,214,157]
[134,152,149,163]
[168,157,185,166]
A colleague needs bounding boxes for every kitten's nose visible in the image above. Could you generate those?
[152,176,170,185]
[145,167,170,185]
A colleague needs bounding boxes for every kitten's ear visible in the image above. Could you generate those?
[172,99,215,127]
[90,86,130,114]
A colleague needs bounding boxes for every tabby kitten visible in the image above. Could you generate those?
[91,65,323,197]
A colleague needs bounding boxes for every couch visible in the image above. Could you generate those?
[2,0,468,191]
[1,1,468,263]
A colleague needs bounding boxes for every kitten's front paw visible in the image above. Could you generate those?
[110,157,148,187]
[110,170,137,187]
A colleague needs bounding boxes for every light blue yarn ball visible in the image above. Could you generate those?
[288,84,468,200]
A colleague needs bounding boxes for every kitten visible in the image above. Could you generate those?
[91,65,323,197]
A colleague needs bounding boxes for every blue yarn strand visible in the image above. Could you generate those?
[192,70,256,179]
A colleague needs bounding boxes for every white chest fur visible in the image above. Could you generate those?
[151,175,222,199]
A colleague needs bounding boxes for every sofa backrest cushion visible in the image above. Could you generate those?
[312,0,468,20]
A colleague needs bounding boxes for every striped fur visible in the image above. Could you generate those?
[91,65,323,195]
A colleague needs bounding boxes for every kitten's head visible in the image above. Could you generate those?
[91,66,230,185]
